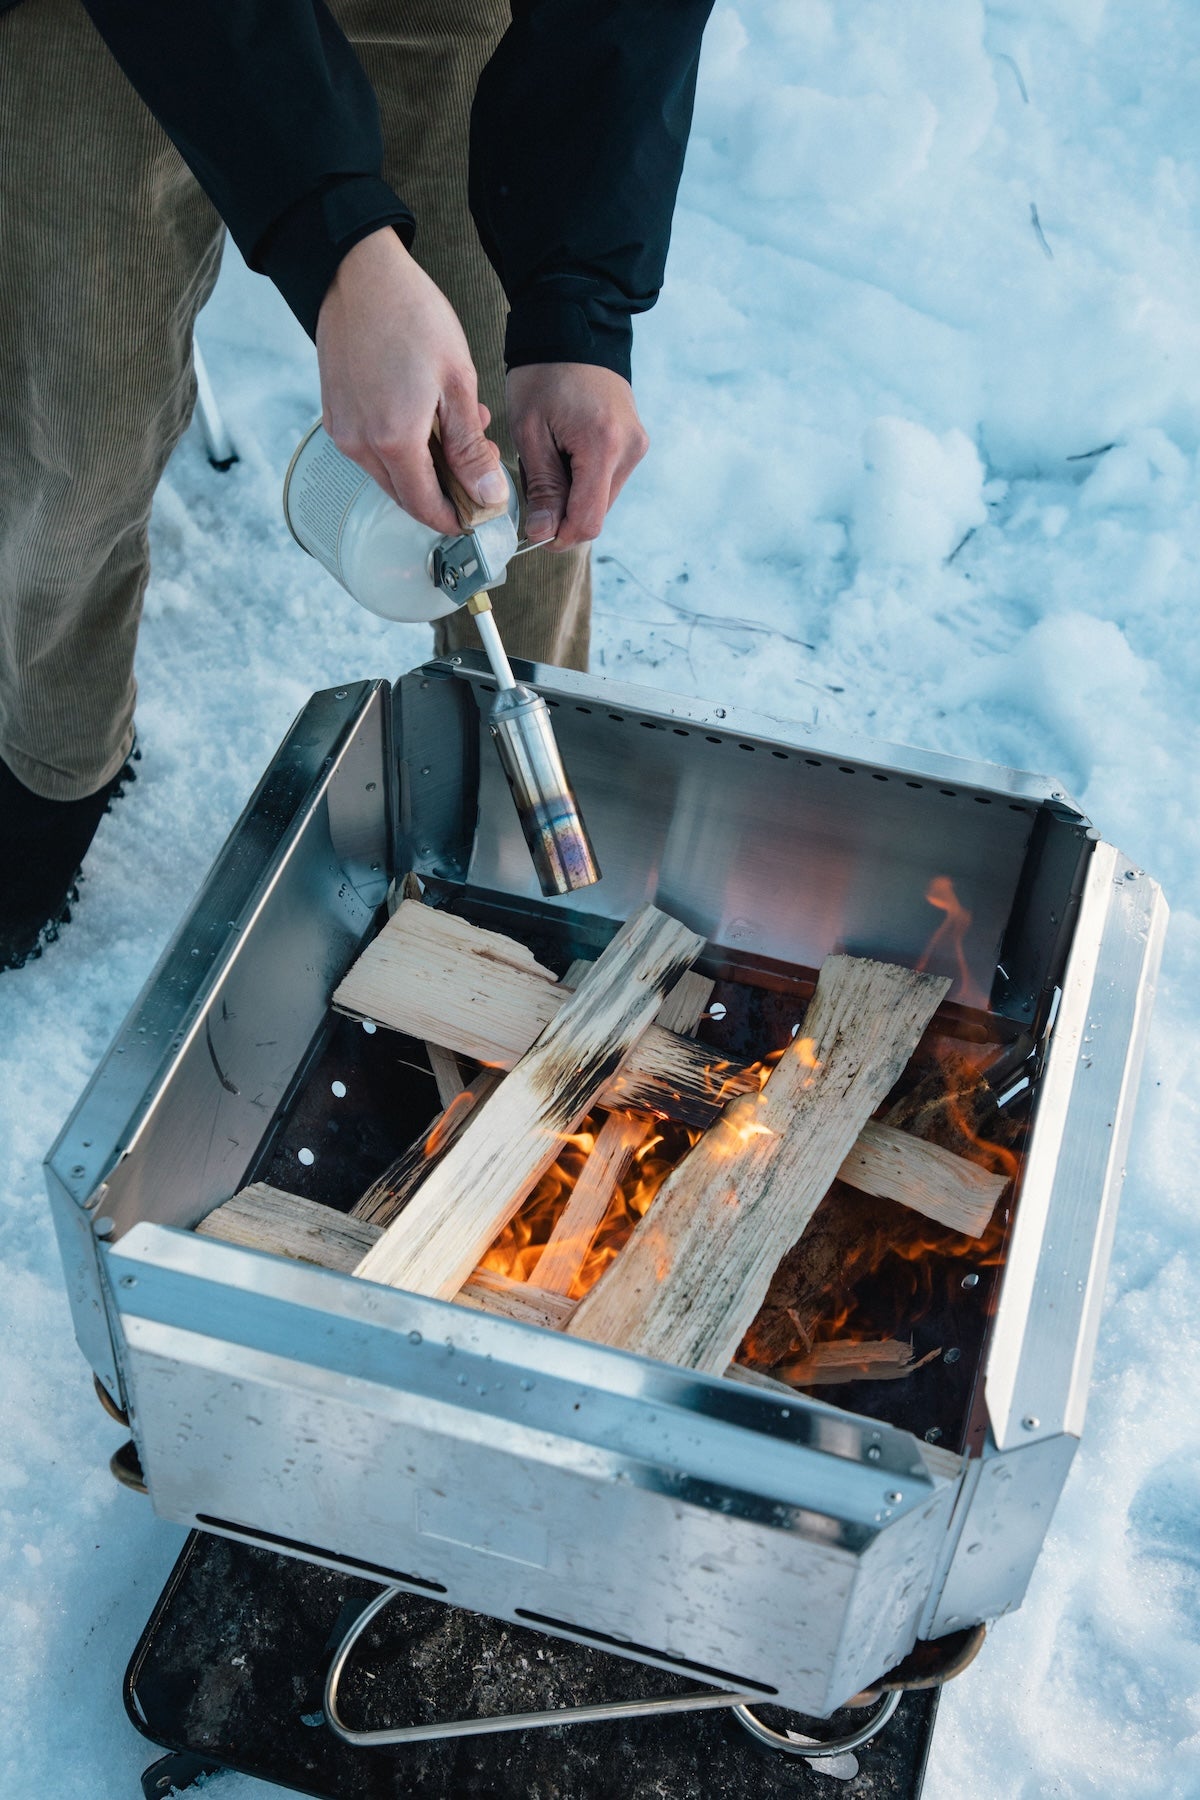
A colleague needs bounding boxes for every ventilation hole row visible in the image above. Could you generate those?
[474,697,1034,812]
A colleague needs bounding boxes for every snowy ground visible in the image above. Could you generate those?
[3,2,1199,1795]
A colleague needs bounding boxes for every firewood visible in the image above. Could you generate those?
[353,905,706,1300]
[199,1183,379,1271]
[566,956,951,1373]
[839,1119,1004,1237]
[533,974,715,1297]
[426,1043,467,1109]
[335,901,562,1068]
[199,1187,573,1326]
[775,1340,940,1386]
[531,1112,653,1297]
[454,1268,577,1330]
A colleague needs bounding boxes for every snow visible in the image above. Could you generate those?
[2,0,1199,1793]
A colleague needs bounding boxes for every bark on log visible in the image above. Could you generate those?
[353,904,705,1299]
[566,956,951,1373]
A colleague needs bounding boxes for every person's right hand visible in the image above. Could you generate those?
[315,227,508,535]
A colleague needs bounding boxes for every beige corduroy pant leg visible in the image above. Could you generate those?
[0,0,590,805]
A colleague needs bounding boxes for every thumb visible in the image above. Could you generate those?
[516,419,571,542]
[435,391,508,524]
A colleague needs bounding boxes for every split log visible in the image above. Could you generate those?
[566,956,951,1374]
[531,1112,652,1297]
[333,900,742,1127]
[839,1119,1004,1238]
[775,1340,940,1386]
[198,1186,574,1325]
[335,901,562,1069]
[426,1043,467,1109]
[532,973,714,1297]
[453,1268,577,1331]
[353,904,705,1299]
[199,1183,378,1270]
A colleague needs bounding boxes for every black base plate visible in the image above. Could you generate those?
[126,1531,940,1799]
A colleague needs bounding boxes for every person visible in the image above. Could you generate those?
[0,0,713,970]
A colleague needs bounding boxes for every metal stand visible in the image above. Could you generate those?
[126,1531,942,1798]
[323,1580,901,1760]
[192,341,238,471]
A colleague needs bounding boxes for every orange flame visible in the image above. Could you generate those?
[917,876,986,1009]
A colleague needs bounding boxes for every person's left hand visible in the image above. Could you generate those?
[506,364,649,550]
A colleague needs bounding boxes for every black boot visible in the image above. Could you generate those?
[0,747,139,971]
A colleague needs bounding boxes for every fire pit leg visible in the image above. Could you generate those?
[732,1691,901,1759]
[324,1585,748,1747]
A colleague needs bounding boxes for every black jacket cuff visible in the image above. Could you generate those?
[254,176,417,339]
[504,285,634,383]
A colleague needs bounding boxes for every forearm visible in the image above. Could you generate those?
[79,0,414,335]
[469,0,715,380]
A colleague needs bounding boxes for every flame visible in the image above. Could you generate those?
[466,954,1024,1384]
[917,876,986,1009]
[424,1086,479,1157]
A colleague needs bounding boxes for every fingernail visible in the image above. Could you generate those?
[527,509,556,538]
[477,468,508,504]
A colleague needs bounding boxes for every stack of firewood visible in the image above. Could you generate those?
[198,897,1009,1386]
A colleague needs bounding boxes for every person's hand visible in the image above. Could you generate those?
[506,363,650,550]
[315,227,508,535]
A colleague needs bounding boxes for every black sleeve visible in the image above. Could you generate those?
[470,0,714,383]
[79,0,415,337]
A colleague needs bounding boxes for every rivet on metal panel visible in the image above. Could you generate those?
[335,689,348,700]
[366,781,377,792]
[714,708,726,718]
[961,1273,980,1289]
[867,1446,882,1463]
[885,1491,903,1504]
[1022,1415,1041,1431]
[331,1081,347,1098]
[95,1219,114,1239]
[118,1275,137,1289]
[298,1149,315,1167]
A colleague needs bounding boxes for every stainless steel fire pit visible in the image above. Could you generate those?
[46,656,1165,1721]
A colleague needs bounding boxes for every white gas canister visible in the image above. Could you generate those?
[283,423,460,623]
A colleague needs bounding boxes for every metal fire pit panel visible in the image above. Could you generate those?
[105,1222,961,1716]
[399,658,1077,1021]
[47,681,392,1406]
[985,845,1167,1450]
